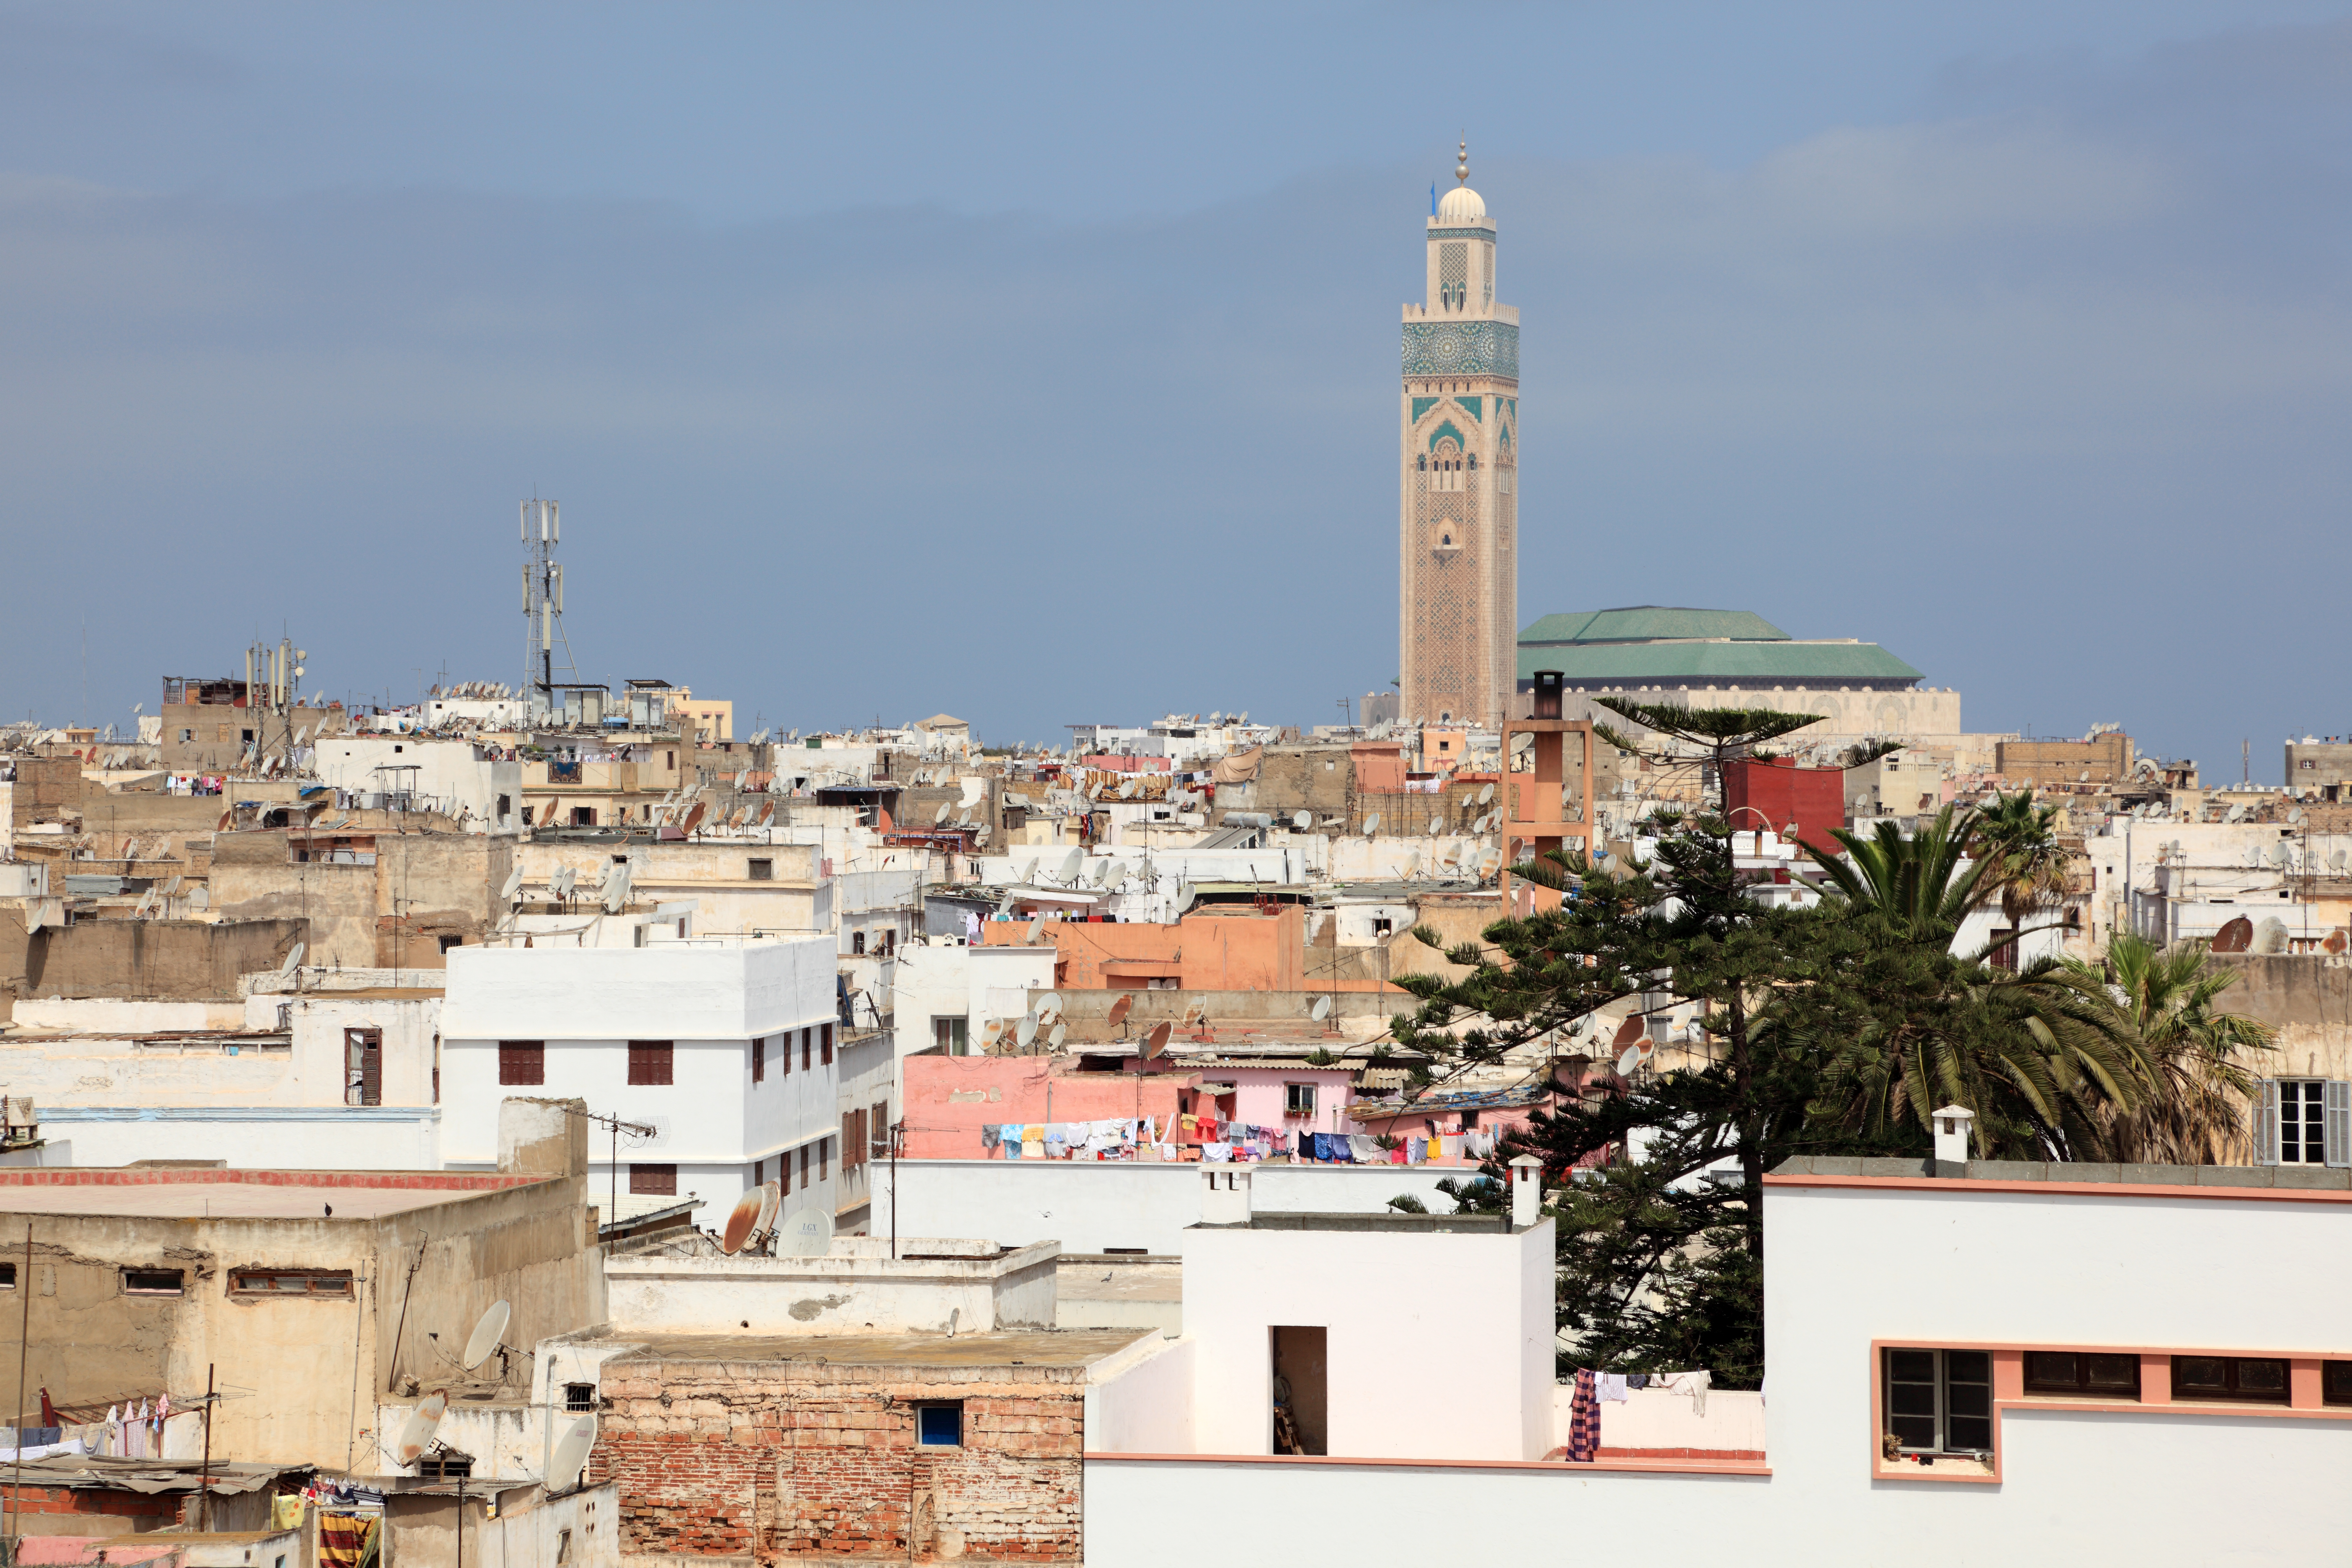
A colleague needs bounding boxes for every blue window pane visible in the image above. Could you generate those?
[917,1405,960,1447]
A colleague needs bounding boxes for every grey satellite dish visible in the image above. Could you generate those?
[1310,995,1331,1022]
[1049,1022,1067,1049]
[1058,848,1083,882]
[1176,880,1196,914]
[277,941,306,977]
[934,802,951,825]
[2334,851,2349,873]
[1293,811,1311,831]
[1363,813,1381,835]
[1477,782,1495,805]
[779,1208,833,1258]
[394,1391,448,1468]
[547,1414,596,1494]
[1406,851,1422,877]
[1017,1015,1038,1047]
[1026,915,1045,944]
[462,1299,513,1370]
[1427,818,1441,836]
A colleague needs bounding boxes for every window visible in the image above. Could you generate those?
[2172,1355,2288,1403]
[178,728,193,744]
[570,807,596,827]
[564,1382,597,1412]
[822,1024,833,1065]
[627,1040,673,1086]
[843,1112,860,1172]
[521,807,535,827]
[2324,1362,2352,1406]
[123,1269,186,1296]
[498,1041,544,1086]
[819,1136,829,1181]
[345,1028,382,1107]
[417,1453,473,1480]
[748,858,773,881]
[1883,1348,1992,1455]
[1285,1083,1317,1117]
[800,1145,811,1187]
[752,1036,765,1084]
[0,1263,16,1289]
[2022,1351,2139,1398]
[852,930,866,955]
[629,1163,676,1197]
[872,1099,890,1158]
[2261,1079,2349,1166]
[437,934,462,954]
[916,1403,962,1447]
[780,1148,792,1194]
[935,1019,968,1056]
[230,1270,354,1298]
[497,794,512,820]
[802,1029,812,1072]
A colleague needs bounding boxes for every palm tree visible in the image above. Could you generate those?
[2057,933,2274,1164]
[1968,790,2073,958]
[1805,806,1986,943]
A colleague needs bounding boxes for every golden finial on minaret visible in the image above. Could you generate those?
[1456,137,1469,186]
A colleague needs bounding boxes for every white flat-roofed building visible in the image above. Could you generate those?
[441,935,841,1224]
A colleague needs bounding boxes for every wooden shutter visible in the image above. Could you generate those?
[2256,1079,2280,1166]
[2326,1081,2352,1169]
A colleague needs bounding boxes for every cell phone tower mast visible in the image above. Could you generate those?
[521,498,581,720]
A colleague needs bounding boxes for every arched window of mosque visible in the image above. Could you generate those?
[1416,455,1426,472]
[1467,453,1478,471]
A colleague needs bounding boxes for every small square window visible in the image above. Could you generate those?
[124,1269,185,1296]
[752,1036,765,1084]
[2324,1361,2352,1406]
[1285,1083,1316,1117]
[916,1403,962,1447]
[564,1382,597,1412]
[748,858,773,882]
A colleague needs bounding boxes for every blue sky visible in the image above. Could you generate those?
[3,3,2349,777]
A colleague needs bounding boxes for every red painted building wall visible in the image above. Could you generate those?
[1723,757,1846,857]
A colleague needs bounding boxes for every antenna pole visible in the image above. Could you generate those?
[198,1362,214,1532]
[889,1121,900,1262]
[8,1223,29,1552]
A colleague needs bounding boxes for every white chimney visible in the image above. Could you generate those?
[1509,1154,1544,1228]
[1931,1105,1975,1168]
[1201,1166,1253,1225]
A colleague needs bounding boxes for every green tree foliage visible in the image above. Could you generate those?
[2060,933,2274,1164]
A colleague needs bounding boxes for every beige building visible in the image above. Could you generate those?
[1400,142,1518,732]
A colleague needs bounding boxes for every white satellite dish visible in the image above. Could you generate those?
[1293,811,1311,831]
[779,1208,834,1258]
[462,1299,512,1370]
[934,802,951,825]
[602,864,632,914]
[1176,880,1196,914]
[1477,783,1495,805]
[1025,915,1045,944]
[547,1414,596,1494]
[1058,848,1083,882]
[980,1018,1005,1051]
[394,1391,448,1467]
[1406,852,1422,877]
[1037,990,1063,1015]
[23,905,41,935]
[1363,813,1381,835]
[277,941,306,977]
[1020,859,1039,883]
[1426,818,1440,836]
[1049,1021,1067,1049]
[189,887,209,911]
[1310,995,1331,1021]
[1017,1015,1038,1047]
[500,868,523,901]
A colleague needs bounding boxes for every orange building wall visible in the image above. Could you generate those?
[983,908,1305,992]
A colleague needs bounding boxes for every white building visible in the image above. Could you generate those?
[314,735,521,833]
[1083,1155,2352,1563]
[890,939,1055,1060]
[440,936,841,1224]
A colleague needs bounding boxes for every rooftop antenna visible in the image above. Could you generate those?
[519,498,581,724]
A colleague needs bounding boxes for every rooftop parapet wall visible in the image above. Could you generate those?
[605,1239,1060,1336]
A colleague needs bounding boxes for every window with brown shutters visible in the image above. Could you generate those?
[346,1029,382,1106]
[2172,1355,2288,1403]
[627,1041,673,1086]
[779,1148,792,1194]
[800,1144,810,1188]
[872,1099,889,1159]
[498,1042,544,1086]
[801,1028,812,1072]
[822,1024,833,1065]
[752,1036,765,1084]
[819,1136,829,1182]
[629,1163,676,1196]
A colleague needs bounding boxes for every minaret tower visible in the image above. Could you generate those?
[1398,140,1519,730]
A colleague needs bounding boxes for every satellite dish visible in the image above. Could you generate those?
[980,1019,1005,1051]
[2212,915,2254,953]
[1037,990,1063,1015]
[720,1189,763,1255]
[394,1391,449,1468]
[1406,851,1422,877]
[462,1300,512,1370]
[1142,1021,1173,1060]
[1049,1022,1067,1049]
[1363,813,1381,835]
[1017,1015,1038,1047]
[500,868,523,901]
[1058,848,1083,882]
[1310,995,1331,1021]
[1427,818,1441,836]
[779,1208,834,1258]
[1615,1042,1643,1076]
[1025,915,1045,944]
[754,1179,781,1239]
[546,1414,596,1494]
[1019,859,1039,883]
[1107,993,1134,1028]
[277,941,306,977]
[2333,850,2349,872]
[1293,811,1311,831]
[1477,783,1495,805]
[934,802,951,825]
[1175,881,1197,914]
[2291,808,2306,825]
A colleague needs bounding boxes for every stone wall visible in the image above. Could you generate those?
[5,916,304,1001]
[593,1355,1086,1563]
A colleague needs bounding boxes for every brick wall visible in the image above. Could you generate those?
[596,1357,1084,1563]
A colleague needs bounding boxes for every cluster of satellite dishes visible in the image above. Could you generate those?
[929,800,993,842]
[979,990,1069,1055]
[1609,1014,1659,1078]
[717,1179,834,1257]
[432,682,515,700]
[511,861,632,915]
[390,1300,598,1496]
